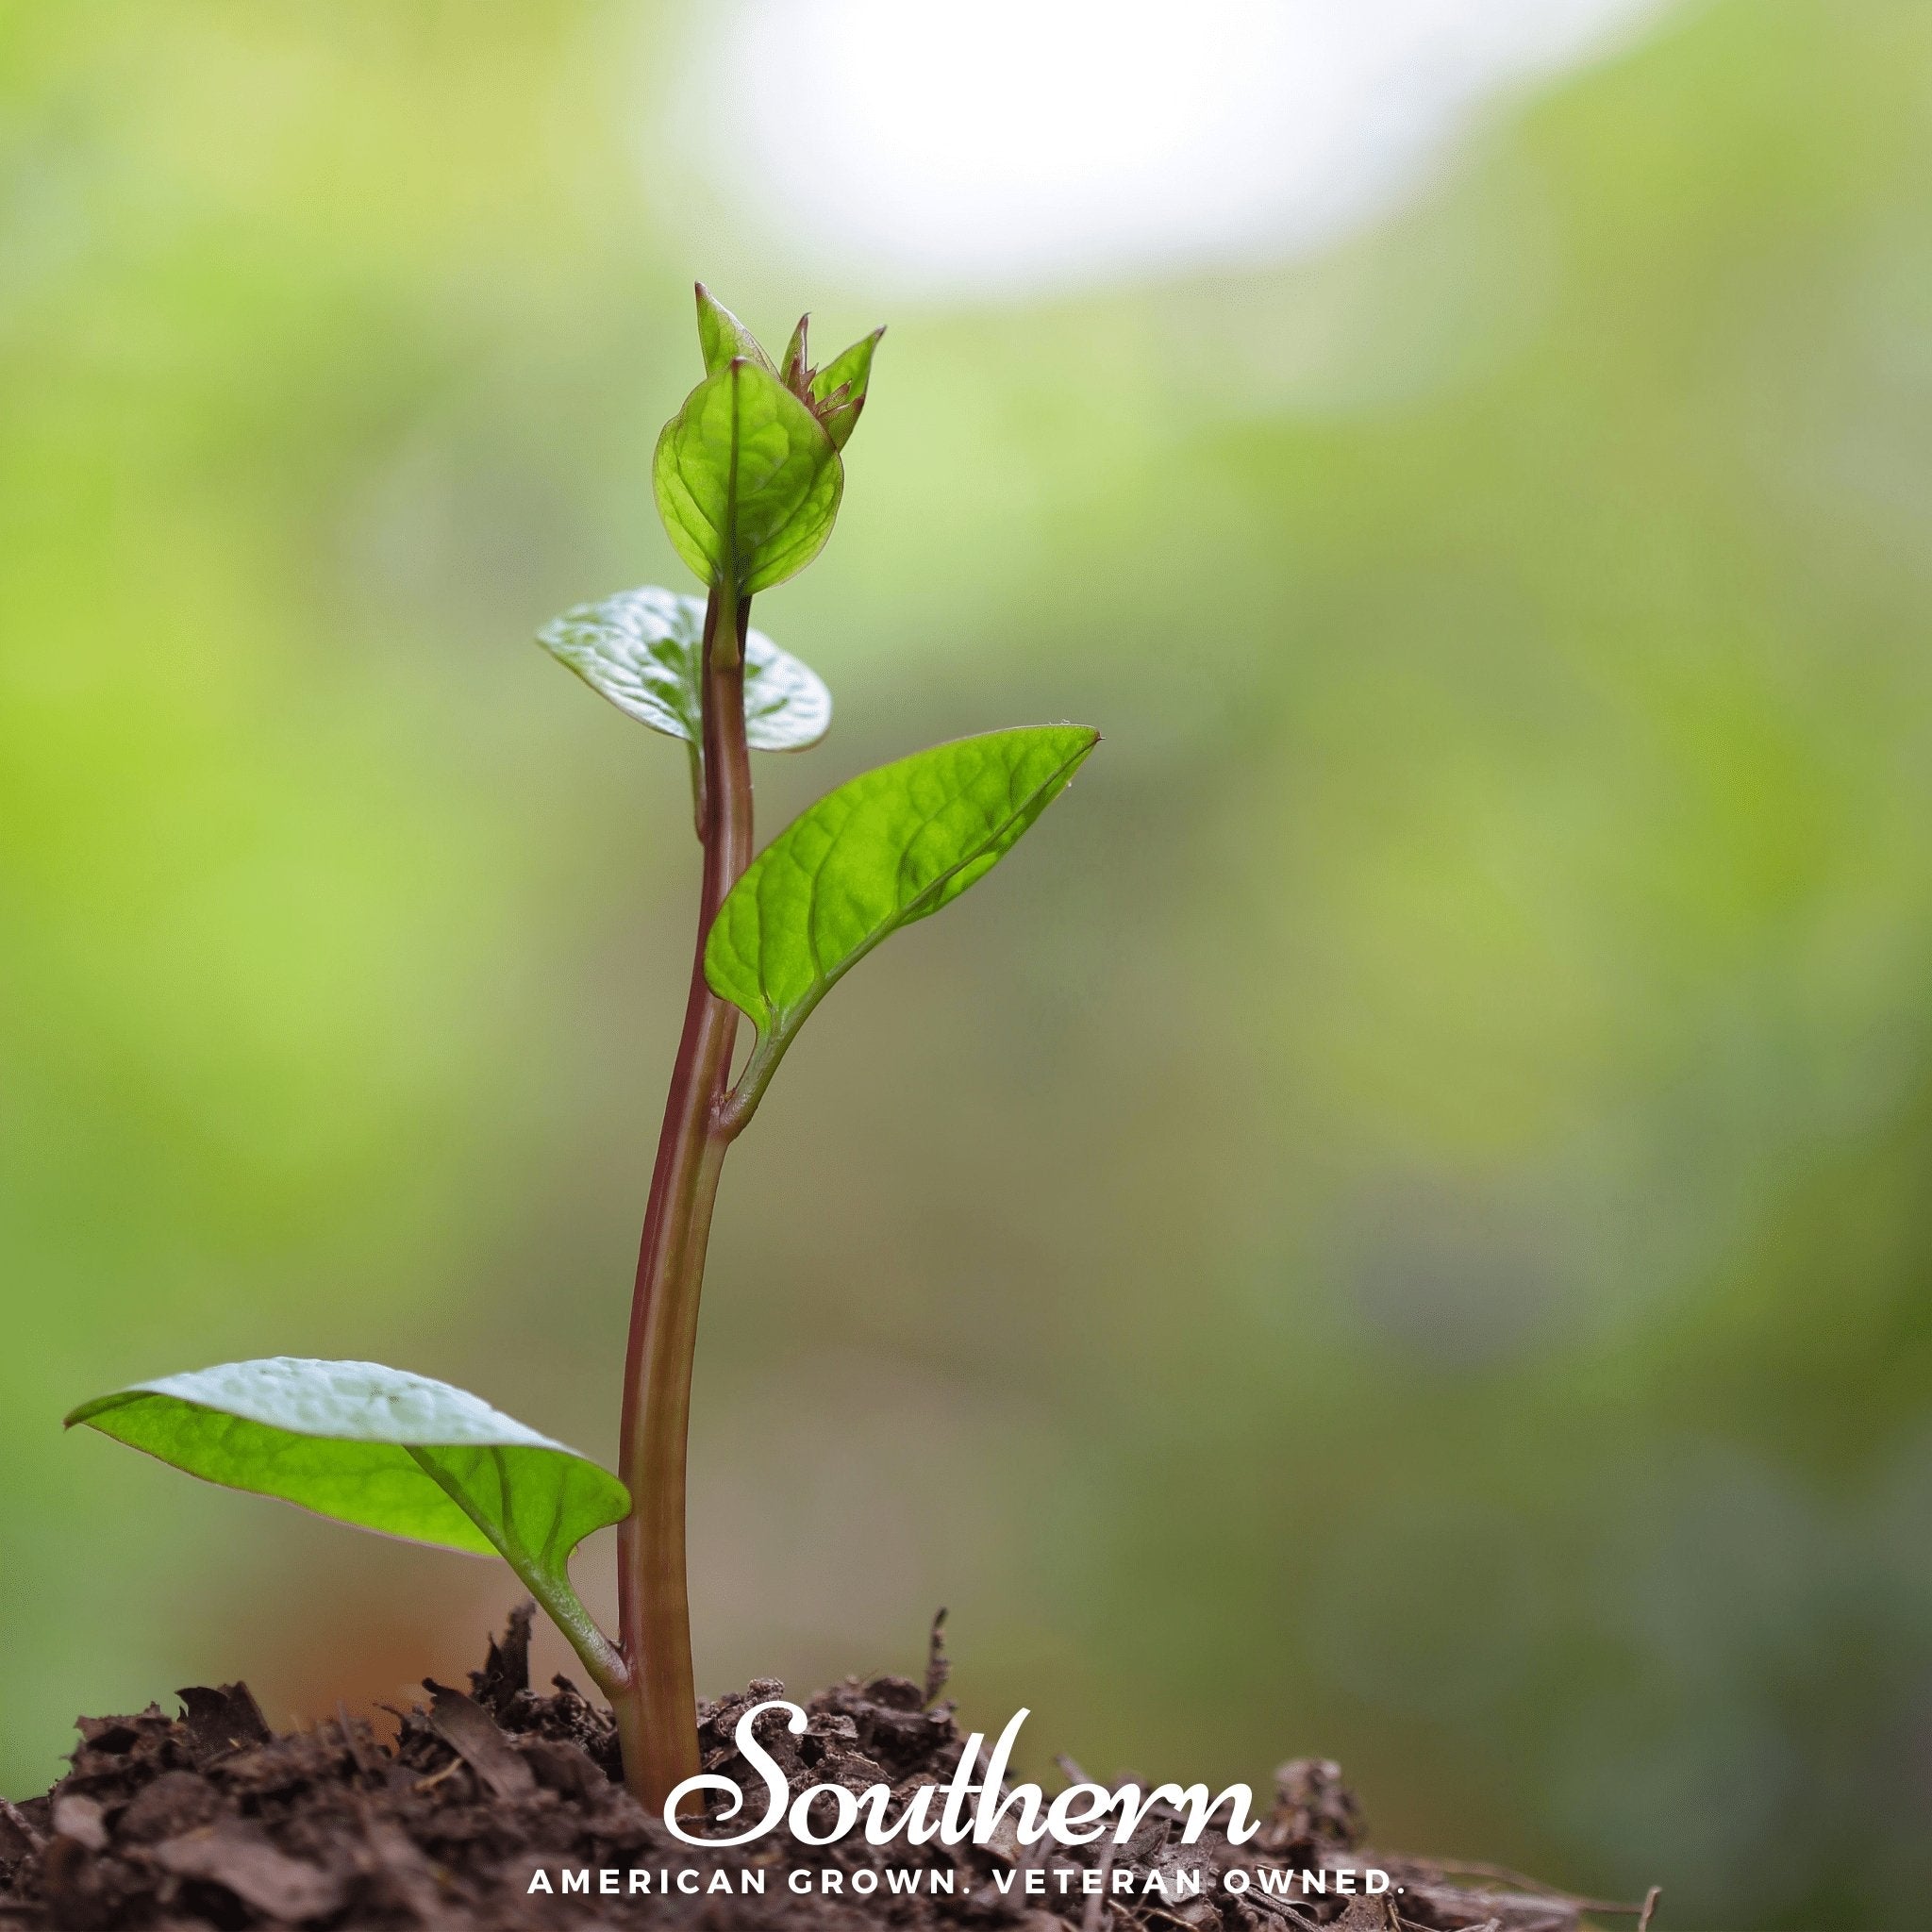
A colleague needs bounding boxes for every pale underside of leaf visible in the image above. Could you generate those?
[537,586,831,752]
[65,1358,629,1690]
[706,725,1098,1060]
[66,1358,626,1559]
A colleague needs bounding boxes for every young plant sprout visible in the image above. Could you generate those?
[66,287,1099,1813]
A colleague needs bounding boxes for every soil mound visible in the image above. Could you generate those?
[0,1609,1636,1932]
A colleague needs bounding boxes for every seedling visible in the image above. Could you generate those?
[67,288,1098,1812]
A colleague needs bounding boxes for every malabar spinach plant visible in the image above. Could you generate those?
[67,288,1098,1812]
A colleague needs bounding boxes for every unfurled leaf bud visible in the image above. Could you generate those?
[809,328,884,451]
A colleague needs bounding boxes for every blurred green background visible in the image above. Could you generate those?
[6,3,1932,1925]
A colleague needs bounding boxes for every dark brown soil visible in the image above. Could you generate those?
[0,1610,1647,1932]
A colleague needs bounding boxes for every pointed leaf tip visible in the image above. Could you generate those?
[781,314,811,391]
[693,285,775,378]
[706,724,1097,1053]
[809,327,885,451]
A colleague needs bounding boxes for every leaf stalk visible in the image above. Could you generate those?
[406,1445,629,1701]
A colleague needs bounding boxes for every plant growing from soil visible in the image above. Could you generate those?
[66,287,1098,1815]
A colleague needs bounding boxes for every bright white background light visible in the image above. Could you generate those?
[675,0,1675,298]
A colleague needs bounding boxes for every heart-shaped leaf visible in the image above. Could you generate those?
[707,725,1098,1118]
[68,1358,628,1690]
[537,585,831,752]
[654,358,842,596]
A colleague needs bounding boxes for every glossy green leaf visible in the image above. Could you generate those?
[809,328,885,451]
[707,726,1098,1096]
[654,359,843,595]
[538,586,831,752]
[694,283,775,377]
[67,1359,628,1688]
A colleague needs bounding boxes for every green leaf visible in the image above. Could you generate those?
[538,585,831,752]
[654,358,843,595]
[809,328,885,451]
[67,1358,629,1689]
[706,725,1098,1087]
[693,282,775,377]
[779,313,810,391]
